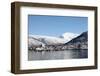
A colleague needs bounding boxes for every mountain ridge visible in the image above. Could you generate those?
[28,31,87,50]
[28,32,78,47]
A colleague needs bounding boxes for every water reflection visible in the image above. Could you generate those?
[28,49,88,61]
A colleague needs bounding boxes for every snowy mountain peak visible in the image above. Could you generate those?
[61,32,79,41]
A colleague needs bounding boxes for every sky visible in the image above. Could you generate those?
[28,15,88,37]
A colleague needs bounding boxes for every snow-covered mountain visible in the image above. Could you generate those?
[64,31,88,49]
[28,32,78,47]
[61,32,79,41]
[28,35,66,47]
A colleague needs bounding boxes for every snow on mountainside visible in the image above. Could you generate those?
[61,32,79,41]
[64,31,88,49]
[28,36,44,46]
[28,35,66,47]
[28,32,79,47]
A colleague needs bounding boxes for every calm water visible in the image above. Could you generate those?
[28,50,88,61]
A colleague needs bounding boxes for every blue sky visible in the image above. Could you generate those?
[28,15,88,37]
